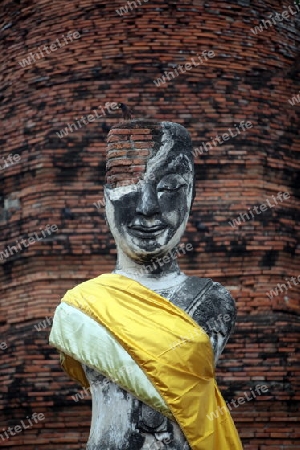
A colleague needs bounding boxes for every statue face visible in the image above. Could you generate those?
[105,146,194,262]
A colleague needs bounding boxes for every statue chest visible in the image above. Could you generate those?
[83,365,190,450]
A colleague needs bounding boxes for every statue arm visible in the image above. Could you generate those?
[192,280,237,366]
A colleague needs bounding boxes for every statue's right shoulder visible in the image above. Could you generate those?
[62,275,104,303]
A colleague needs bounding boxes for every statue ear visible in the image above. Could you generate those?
[104,213,109,230]
[103,186,109,227]
[189,173,196,212]
[104,185,108,199]
[191,184,196,210]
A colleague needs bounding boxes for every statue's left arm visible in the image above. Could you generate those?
[191,280,237,365]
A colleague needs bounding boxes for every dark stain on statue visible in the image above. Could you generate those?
[126,431,145,450]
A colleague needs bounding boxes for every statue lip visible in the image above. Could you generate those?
[128,224,166,238]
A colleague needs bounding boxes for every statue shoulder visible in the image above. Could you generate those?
[202,278,235,317]
[185,276,236,319]
[62,277,100,303]
[184,276,237,364]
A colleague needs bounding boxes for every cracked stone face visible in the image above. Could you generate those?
[105,121,194,263]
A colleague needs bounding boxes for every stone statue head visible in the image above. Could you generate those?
[104,119,195,264]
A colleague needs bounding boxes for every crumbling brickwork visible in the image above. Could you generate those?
[0,0,299,449]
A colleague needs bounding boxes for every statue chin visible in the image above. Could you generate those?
[116,232,184,266]
[111,218,189,267]
[117,244,171,265]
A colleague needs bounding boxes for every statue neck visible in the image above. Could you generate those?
[113,247,187,291]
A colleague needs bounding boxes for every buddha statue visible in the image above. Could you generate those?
[50,119,242,450]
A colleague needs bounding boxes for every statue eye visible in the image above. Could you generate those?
[157,183,186,192]
[157,174,187,193]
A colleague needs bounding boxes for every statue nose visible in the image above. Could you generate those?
[136,184,160,216]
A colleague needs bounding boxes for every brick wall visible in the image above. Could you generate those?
[0,0,299,448]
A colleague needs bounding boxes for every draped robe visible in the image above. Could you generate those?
[49,274,243,450]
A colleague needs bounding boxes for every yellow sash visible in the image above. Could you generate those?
[52,273,242,450]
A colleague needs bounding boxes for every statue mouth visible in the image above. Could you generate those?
[128,224,166,239]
